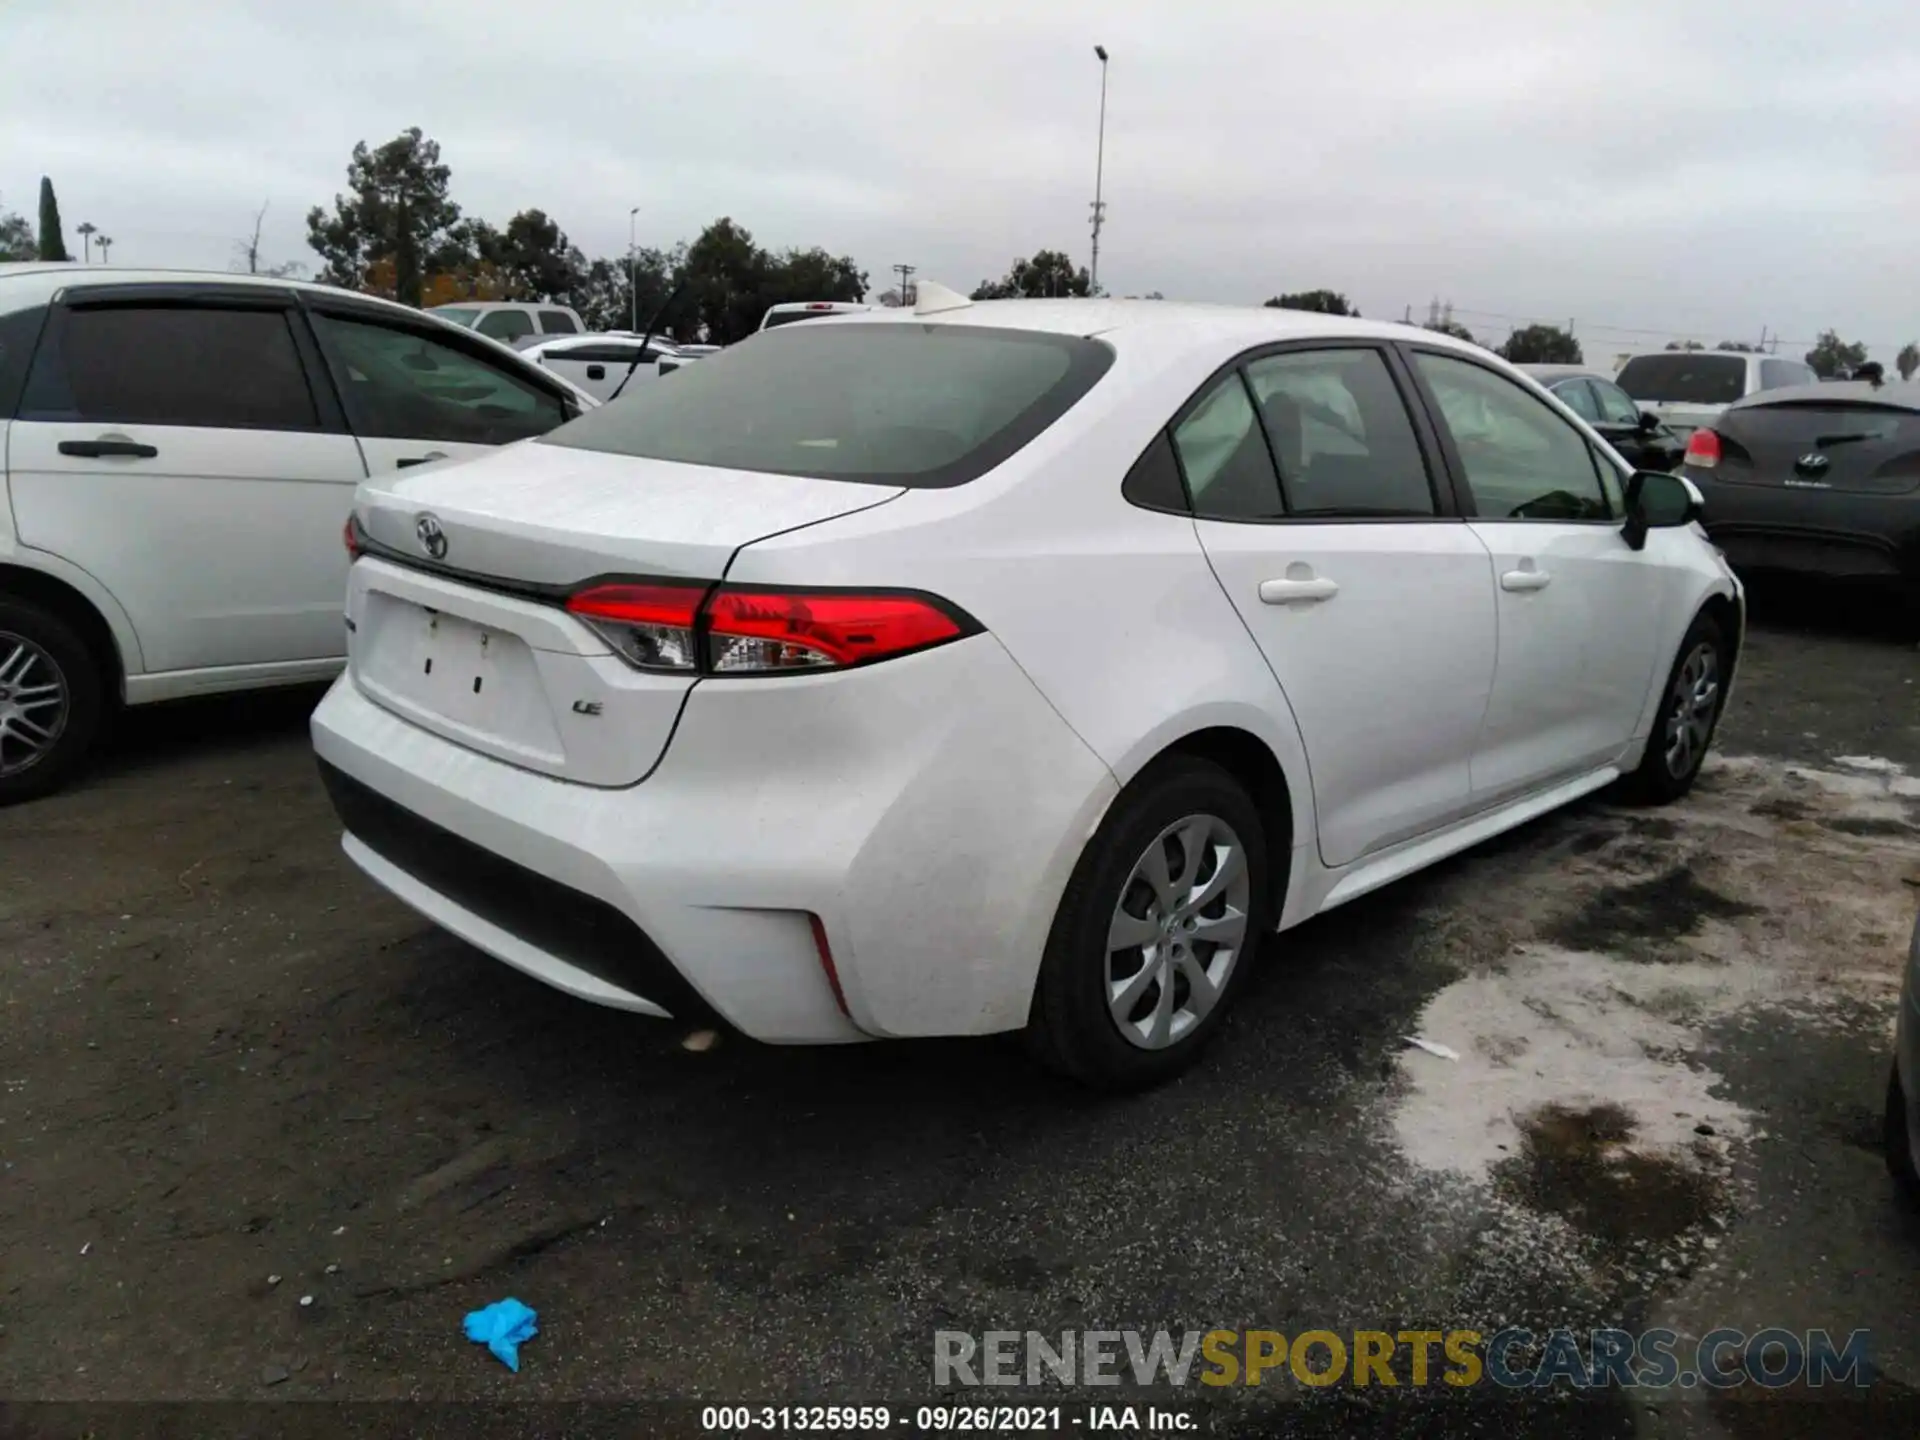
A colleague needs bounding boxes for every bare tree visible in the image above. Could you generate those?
[233,202,304,279]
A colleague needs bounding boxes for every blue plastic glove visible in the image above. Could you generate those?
[463,1297,539,1371]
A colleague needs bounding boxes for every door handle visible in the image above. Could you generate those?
[1258,577,1339,605]
[59,438,158,459]
[1500,567,1552,592]
[396,451,450,469]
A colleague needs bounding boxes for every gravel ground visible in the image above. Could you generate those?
[1,594,1917,1438]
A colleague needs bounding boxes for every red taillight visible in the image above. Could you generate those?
[565,581,973,675]
[566,582,706,671]
[343,518,361,559]
[705,588,965,673]
[1685,429,1721,470]
[808,913,850,1016]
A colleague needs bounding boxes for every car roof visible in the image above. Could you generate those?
[1617,349,1756,365]
[0,263,435,323]
[1518,364,1608,383]
[429,300,575,312]
[1726,379,1920,412]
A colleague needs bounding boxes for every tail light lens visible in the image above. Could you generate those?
[343,517,361,559]
[566,583,706,671]
[567,582,975,675]
[1685,429,1721,470]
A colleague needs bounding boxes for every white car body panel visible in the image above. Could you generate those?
[311,298,1743,1047]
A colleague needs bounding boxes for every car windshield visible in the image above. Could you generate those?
[541,322,1114,488]
[1616,354,1745,405]
[428,307,479,328]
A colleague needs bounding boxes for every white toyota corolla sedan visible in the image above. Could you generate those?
[312,288,1743,1089]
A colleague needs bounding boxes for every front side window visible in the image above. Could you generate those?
[1591,380,1642,428]
[1412,351,1612,521]
[476,309,536,341]
[1171,373,1283,520]
[539,310,579,334]
[543,322,1113,488]
[310,312,566,446]
[21,304,319,430]
[1244,349,1436,516]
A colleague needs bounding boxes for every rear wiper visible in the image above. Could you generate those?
[1812,430,1882,448]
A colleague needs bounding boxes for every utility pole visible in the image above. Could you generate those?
[628,206,640,332]
[1089,45,1110,296]
[1403,304,1412,324]
[77,220,96,264]
[1426,297,1440,327]
[892,263,917,307]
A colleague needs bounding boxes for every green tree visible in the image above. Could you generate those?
[1500,324,1582,365]
[0,200,34,262]
[36,177,69,262]
[971,250,1093,300]
[1665,339,1705,351]
[761,245,867,310]
[1426,319,1475,343]
[487,208,587,303]
[1263,289,1357,316]
[1897,342,1920,383]
[1804,329,1868,380]
[1715,340,1758,352]
[306,128,464,306]
[682,217,773,343]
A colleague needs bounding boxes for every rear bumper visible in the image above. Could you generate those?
[1688,474,1920,584]
[311,635,1118,1044]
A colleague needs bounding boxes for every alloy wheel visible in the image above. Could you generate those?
[1663,641,1719,779]
[0,632,70,779]
[1105,813,1252,1050]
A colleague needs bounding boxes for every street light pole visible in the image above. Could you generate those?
[1090,45,1109,296]
[629,206,640,332]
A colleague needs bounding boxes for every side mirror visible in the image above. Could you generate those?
[1622,470,1704,551]
[1636,410,1661,434]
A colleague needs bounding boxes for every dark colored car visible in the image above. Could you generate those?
[1519,364,1686,472]
[1678,380,1920,622]
[1889,905,1920,1207]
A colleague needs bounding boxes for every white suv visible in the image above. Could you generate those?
[425,300,586,346]
[0,265,594,803]
[1614,350,1818,442]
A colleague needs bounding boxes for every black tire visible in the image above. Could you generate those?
[1621,610,1729,805]
[1026,757,1271,1091]
[1887,1065,1920,1210]
[0,597,104,806]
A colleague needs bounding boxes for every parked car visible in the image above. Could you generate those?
[519,333,686,403]
[313,294,1741,1090]
[427,301,585,345]
[758,301,871,331]
[0,264,596,803]
[1614,350,1818,443]
[1520,364,1685,472]
[1678,379,1920,622]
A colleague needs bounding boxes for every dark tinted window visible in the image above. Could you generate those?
[1121,431,1188,512]
[1551,378,1600,422]
[1591,379,1641,427]
[476,309,536,341]
[311,312,566,446]
[1171,373,1284,520]
[0,305,48,419]
[539,310,579,334]
[23,305,319,430]
[1616,354,1745,405]
[1413,351,1613,520]
[543,323,1114,489]
[1244,349,1436,516]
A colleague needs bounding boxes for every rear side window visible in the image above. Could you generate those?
[543,323,1114,488]
[1171,373,1283,520]
[539,310,579,334]
[1243,349,1437,516]
[21,304,319,430]
[1615,354,1745,405]
[0,305,48,419]
[476,309,536,341]
[1759,359,1815,390]
[310,311,566,446]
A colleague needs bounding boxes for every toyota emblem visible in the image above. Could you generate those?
[414,513,448,560]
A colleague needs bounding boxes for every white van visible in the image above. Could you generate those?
[0,265,595,803]
[427,301,586,346]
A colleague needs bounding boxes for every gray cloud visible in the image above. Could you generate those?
[4,0,1915,359]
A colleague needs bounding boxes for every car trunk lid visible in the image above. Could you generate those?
[348,441,905,785]
[1708,401,1920,496]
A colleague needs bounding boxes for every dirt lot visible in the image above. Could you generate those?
[2,599,1918,1436]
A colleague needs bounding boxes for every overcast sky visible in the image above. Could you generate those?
[4,0,1916,361]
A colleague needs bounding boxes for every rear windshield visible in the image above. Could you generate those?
[1616,354,1745,405]
[541,323,1115,488]
[761,308,858,330]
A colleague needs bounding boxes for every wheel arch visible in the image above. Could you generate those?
[0,562,131,704]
